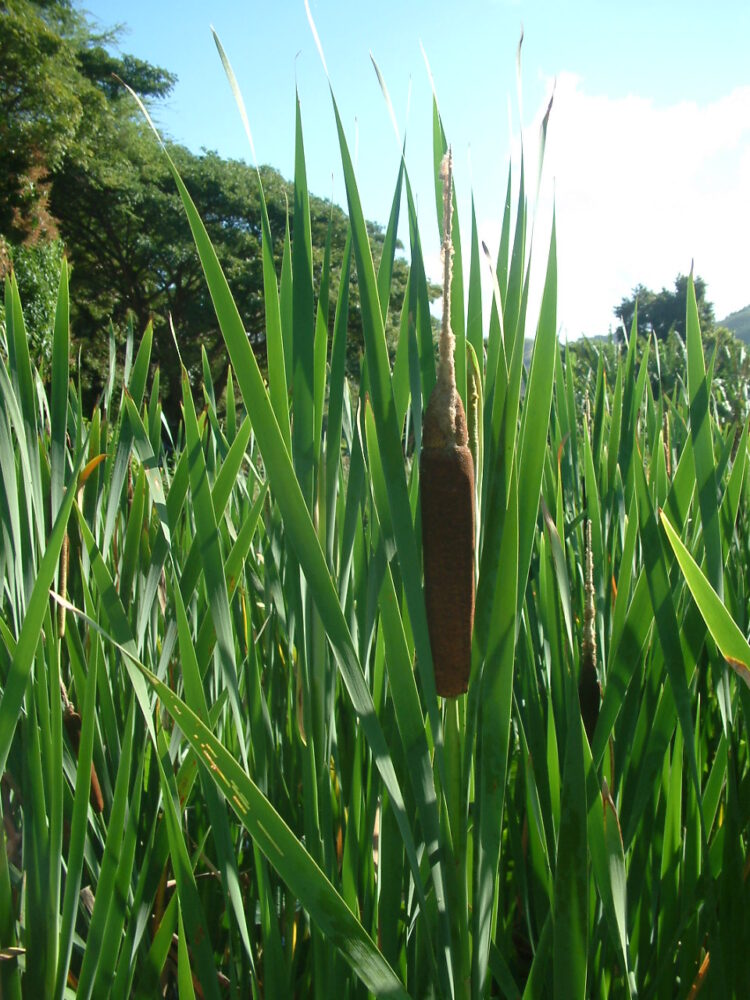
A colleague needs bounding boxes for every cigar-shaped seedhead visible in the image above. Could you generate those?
[420,430,475,697]
[420,144,476,697]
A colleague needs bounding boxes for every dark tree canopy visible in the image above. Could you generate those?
[0,0,175,237]
[615,273,715,342]
[1,0,420,424]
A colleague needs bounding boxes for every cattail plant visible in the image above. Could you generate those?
[2,31,748,997]
[420,149,476,697]
[61,683,104,814]
[579,512,600,745]
[663,407,671,478]
[579,398,600,744]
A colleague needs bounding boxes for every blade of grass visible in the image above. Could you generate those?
[56,595,411,999]
[75,699,136,999]
[292,92,315,511]
[50,259,69,521]
[516,215,557,617]
[553,710,588,1000]
[212,29,291,450]
[171,577,255,967]
[661,510,750,689]
[155,730,223,1000]
[473,457,519,998]
[327,89,449,799]
[633,456,706,842]
[0,437,85,774]
[181,369,248,768]
[53,622,99,1000]
[126,93,430,961]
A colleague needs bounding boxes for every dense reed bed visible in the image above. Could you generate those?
[1,30,749,999]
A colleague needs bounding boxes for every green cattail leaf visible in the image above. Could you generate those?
[50,259,69,521]
[75,701,136,1000]
[553,712,588,999]
[661,510,750,690]
[212,30,291,450]
[91,746,146,998]
[516,215,557,616]
[473,456,518,997]
[225,365,236,442]
[467,195,484,370]
[0,432,85,775]
[292,92,315,511]
[325,231,352,567]
[686,273,722,598]
[376,158,405,326]
[327,88,449,787]
[587,778,633,996]
[129,321,153,410]
[118,466,146,607]
[155,730,223,1000]
[54,621,99,1000]
[74,507,157,746]
[633,458,706,842]
[280,204,294,391]
[177,908,197,1000]
[130,91,422,933]
[180,370,247,766]
[146,652,407,997]
[171,577,255,970]
[720,417,748,558]
[5,276,45,553]
[657,724,683,963]
[313,211,332,473]
[404,173,436,410]
[363,401,450,989]
[178,413,252,604]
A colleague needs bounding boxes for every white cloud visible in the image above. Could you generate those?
[474,74,750,339]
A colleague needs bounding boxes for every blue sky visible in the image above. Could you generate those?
[84,0,750,336]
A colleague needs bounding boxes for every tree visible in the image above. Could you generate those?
[563,274,749,426]
[51,125,367,420]
[0,0,82,235]
[2,0,425,425]
[0,0,174,239]
[615,273,714,342]
[0,237,64,374]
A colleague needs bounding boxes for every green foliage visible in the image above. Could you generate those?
[568,268,749,425]
[50,128,413,419]
[721,302,750,344]
[1,1,421,422]
[565,321,750,425]
[0,0,83,233]
[616,272,714,341]
[0,0,174,237]
[0,237,64,374]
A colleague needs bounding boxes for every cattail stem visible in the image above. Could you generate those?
[58,530,69,637]
[439,149,456,394]
[63,702,104,813]
[61,683,104,814]
[579,507,601,745]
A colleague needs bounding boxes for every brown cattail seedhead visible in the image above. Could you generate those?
[421,392,476,697]
[64,706,104,813]
[420,148,476,697]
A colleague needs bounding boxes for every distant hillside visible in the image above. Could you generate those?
[720,305,750,344]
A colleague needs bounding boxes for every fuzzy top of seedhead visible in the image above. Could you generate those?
[424,148,467,449]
